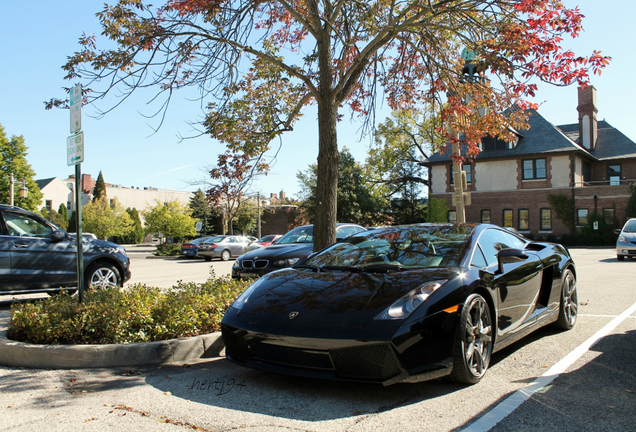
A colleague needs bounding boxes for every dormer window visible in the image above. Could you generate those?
[482,135,508,151]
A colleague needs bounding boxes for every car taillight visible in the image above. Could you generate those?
[183,244,195,249]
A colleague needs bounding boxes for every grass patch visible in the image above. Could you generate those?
[7,275,251,345]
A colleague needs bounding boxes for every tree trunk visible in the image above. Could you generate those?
[313,101,339,251]
[313,19,339,252]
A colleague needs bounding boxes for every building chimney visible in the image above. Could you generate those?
[577,85,598,151]
[279,190,286,200]
[81,174,95,193]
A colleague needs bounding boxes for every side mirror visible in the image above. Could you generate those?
[496,248,528,274]
[614,229,622,235]
[51,230,66,242]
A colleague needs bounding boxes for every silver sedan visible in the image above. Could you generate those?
[197,235,254,261]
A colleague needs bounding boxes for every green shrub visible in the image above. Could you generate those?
[154,242,182,256]
[7,276,251,345]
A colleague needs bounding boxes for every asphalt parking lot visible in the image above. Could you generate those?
[0,247,635,431]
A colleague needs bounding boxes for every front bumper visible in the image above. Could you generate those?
[221,309,458,385]
[616,243,636,257]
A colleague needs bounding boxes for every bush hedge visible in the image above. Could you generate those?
[154,242,182,256]
[7,276,251,345]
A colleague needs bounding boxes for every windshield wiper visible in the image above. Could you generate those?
[295,264,326,273]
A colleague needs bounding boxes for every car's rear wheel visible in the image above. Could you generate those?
[450,293,493,385]
[221,249,231,261]
[204,256,212,262]
[85,261,121,290]
[553,269,578,330]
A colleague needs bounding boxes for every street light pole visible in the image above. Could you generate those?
[9,173,28,206]
[9,173,14,206]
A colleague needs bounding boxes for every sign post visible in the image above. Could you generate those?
[68,84,85,302]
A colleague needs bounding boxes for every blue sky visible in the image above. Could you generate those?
[1,1,634,199]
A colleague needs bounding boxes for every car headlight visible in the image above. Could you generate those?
[273,257,300,267]
[231,277,267,311]
[375,280,446,320]
[619,235,626,243]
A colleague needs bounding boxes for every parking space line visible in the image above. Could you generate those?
[461,300,636,432]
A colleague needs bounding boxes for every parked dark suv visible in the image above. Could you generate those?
[0,204,131,295]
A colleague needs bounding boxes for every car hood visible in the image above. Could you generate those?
[237,267,457,328]
[620,232,636,242]
[239,243,314,261]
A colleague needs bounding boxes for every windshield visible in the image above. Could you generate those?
[277,226,314,244]
[623,220,636,233]
[210,236,226,243]
[303,225,474,270]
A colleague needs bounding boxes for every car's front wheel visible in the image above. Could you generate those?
[221,249,231,261]
[85,261,121,290]
[450,293,493,385]
[553,269,578,330]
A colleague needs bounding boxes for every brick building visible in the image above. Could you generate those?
[423,86,636,237]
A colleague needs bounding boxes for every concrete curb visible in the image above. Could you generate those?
[0,313,225,369]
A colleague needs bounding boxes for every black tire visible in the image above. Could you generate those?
[553,269,578,331]
[617,255,625,261]
[84,261,121,290]
[204,256,212,262]
[450,293,493,385]
[221,249,231,261]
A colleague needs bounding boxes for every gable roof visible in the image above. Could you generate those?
[557,120,636,161]
[35,177,56,189]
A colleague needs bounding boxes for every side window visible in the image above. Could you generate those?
[477,229,517,267]
[228,237,237,243]
[470,244,489,268]
[336,226,357,239]
[3,212,53,238]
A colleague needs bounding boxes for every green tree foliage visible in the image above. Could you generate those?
[67,210,78,233]
[367,109,443,224]
[297,148,386,226]
[92,171,107,202]
[113,207,145,244]
[40,207,67,230]
[57,203,69,231]
[0,124,43,211]
[234,200,257,235]
[189,189,213,236]
[427,197,450,223]
[143,200,196,242]
[82,197,133,240]
[49,1,608,252]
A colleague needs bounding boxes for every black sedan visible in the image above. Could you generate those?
[221,223,577,385]
[231,223,366,279]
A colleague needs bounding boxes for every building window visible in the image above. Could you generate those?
[481,209,491,224]
[518,209,529,231]
[603,208,615,225]
[608,164,621,185]
[45,200,53,211]
[582,161,592,185]
[540,208,552,231]
[450,164,472,185]
[448,211,457,223]
[482,135,508,151]
[109,199,115,209]
[503,209,513,227]
[522,158,547,180]
[577,209,589,226]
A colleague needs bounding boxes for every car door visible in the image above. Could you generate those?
[223,236,238,257]
[0,232,10,287]
[477,228,543,339]
[2,209,76,290]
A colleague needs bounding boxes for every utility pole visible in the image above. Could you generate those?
[257,192,261,239]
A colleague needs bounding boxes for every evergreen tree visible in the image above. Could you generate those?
[189,189,212,235]
[92,171,107,202]
[57,203,69,231]
[68,210,77,233]
[0,124,43,211]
